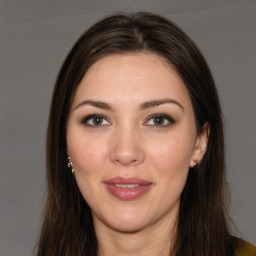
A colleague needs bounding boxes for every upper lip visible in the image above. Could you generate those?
[104,177,152,185]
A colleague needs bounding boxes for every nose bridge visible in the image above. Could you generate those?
[110,122,144,166]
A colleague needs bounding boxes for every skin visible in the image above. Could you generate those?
[66,53,209,256]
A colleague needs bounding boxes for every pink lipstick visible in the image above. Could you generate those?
[104,177,152,200]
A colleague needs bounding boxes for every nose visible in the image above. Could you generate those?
[110,126,145,166]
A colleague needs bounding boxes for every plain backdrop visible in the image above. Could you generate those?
[0,1,255,255]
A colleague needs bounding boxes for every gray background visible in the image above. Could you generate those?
[0,1,255,255]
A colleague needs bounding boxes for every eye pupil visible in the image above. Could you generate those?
[93,117,103,125]
[154,117,164,125]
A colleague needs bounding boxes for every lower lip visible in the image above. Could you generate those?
[105,184,152,200]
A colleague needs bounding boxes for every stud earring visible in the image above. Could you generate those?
[67,156,74,174]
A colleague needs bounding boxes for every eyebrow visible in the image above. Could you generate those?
[74,98,184,112]
[74,100,114,111]
[139,99,184,111]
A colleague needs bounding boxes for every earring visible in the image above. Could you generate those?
[67,156,74,174]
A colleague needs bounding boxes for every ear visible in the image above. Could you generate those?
[189,122,210,168]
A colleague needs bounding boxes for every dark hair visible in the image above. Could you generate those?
[36,12,234,256]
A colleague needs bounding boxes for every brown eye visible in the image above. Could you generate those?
[92,116,104,125]
[81,114,110,127]
[153,117,165,125]
[145,113,175,128]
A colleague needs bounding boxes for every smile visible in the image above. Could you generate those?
[114,184,140,188]
[104,177,152,200]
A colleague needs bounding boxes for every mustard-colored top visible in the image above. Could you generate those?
[236,239,256,256]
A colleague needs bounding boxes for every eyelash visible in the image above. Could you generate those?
[80,114,110,128]
[80,113,175,128]
[145,113,175,128]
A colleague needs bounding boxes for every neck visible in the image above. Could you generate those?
[94,214,177,256]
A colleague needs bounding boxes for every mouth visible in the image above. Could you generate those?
[104,177,152,200]
[113,184,140,188]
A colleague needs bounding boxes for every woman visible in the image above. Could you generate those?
[36,12,256,256]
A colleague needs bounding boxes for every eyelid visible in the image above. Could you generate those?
[80,114,111,127]
[79,113,175,128]
[144,113,175,127]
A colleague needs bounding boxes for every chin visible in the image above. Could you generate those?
[94,207,152,233]
[107,219,148,233]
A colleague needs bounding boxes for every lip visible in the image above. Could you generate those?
[104,177,152,201]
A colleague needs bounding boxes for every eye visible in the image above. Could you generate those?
[80,114,110,127]
[145,113,175,127]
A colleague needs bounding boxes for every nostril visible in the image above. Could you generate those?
[109,130,145,166]
[110,145,145,166]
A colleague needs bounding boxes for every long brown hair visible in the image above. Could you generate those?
[36,12,234,256]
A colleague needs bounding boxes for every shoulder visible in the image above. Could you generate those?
[235,238,256,256]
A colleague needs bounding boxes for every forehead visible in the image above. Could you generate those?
[72,53,191,109]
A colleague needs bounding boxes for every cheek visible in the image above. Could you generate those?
[146,133,195,199]
[148,135,195,172]
[68,135,109,176]
[67,136,109,206]
[149,136,193,202]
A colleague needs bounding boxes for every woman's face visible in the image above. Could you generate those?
[67,53,208,233]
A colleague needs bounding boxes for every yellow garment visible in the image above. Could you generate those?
[236,239,256,256]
